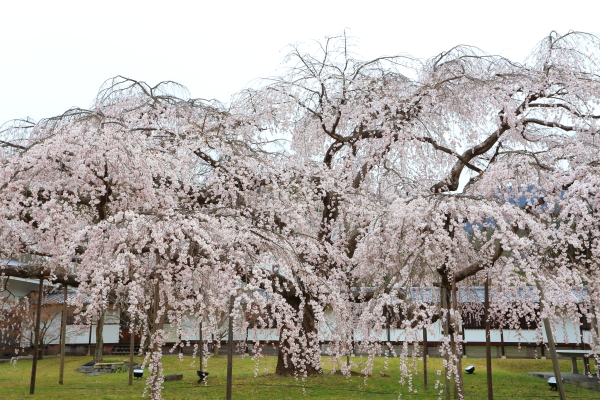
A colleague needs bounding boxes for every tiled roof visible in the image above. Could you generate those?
[42,290,90,305]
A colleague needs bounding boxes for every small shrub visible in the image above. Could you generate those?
[112,365,129,373]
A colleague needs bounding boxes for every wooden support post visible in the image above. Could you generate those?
[87,318,93,357]
[153,282,159,335]
[199,321,204,371]
[591,305,599,347]
[578,321,590,374]
[128,326,135,386]
[30,277,44,395]
[386,307,391,357]
[226,295,234,400]
[537,283,567,400]
[485,277,493,400]
[543,317,567,400]
[540,344,546,358]
[59,285,68,385]
[442,286,451,400]
[423,328,428,391]
[461,325,466,357]
[500,330,505,358]
[347,335,350,369]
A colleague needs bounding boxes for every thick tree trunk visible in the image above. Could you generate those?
[94,311,105,363]
[275,295,322,377]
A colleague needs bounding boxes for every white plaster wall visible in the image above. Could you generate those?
[49,324,120,345]
[1,277,39,299]
[24,308,122,345]
[246,328,278,342]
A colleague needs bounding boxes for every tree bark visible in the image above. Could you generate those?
[94,311,105,363]
[275,295,322,377]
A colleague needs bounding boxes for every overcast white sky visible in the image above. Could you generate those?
[1,0,598,125]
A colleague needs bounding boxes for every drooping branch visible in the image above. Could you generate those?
[523,118,576,132]
[528,102,600,120]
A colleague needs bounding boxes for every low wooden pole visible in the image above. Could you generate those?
[87,319,93,357]
[591,304,599,373]
[59,285,68,385]
[386,307,391,357]
[226,295,234,400]
[461,325,466,357]
[423,328,428,390]
[591,305,599,346]
[30,277,44,395]
[348,336,354,369]
[199,321,204,371]
[128,326,135,386]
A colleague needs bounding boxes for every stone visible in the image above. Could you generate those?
[163,374,183,381]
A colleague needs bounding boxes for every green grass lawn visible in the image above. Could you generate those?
[0,355,597,399]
